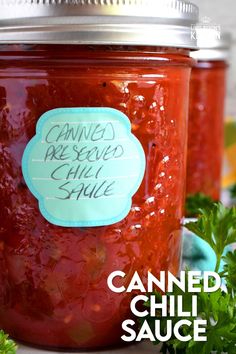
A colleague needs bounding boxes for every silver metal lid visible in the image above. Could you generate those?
[191,28,232,61]
[0,0,199,48]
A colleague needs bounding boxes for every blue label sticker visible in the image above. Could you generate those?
[22,108,146,227]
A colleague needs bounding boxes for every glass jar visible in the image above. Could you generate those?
[186,30,231,202]
[0,0,198,350]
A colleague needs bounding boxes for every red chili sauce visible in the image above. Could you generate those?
[0,45,191,349]
[187,60,227,201]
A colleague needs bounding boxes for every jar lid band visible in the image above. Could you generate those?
[0,0,199,48]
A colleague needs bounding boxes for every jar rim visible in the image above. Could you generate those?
[0,0,198,49]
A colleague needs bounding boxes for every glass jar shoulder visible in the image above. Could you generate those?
[0,44,193,68]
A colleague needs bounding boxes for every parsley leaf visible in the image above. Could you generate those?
[185,193,215,217]
[0,330,17,354]
[185,203,236,272]
[222,250,236,293]
[230,184,236,199]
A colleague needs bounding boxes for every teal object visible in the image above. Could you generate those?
[182,229,231,272]
[22,107,146,227]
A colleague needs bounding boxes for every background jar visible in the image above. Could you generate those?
[186,29,232,202]
[0,0,198,350]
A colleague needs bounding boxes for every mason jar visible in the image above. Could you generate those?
[186,28,231,202]
[0,0,198,349]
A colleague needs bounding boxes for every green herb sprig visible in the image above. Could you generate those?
[186,203,236,273]
[142,203,236,354]
[230,184,236,200]
[185,193,215,217]
[0,330,17,354]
